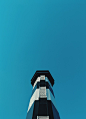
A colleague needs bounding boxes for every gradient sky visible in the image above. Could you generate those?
[0,0,86,119]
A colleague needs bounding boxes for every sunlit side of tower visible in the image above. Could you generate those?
[26,70,60,119]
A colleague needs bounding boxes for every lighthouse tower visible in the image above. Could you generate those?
[26,70,60,119]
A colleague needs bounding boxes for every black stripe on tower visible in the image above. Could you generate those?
[38,98,48,116]
[31,80,55,98]
[31,70,54,86]
[26,100,60,119]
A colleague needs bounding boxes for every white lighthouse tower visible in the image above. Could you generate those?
[26,70,60,119]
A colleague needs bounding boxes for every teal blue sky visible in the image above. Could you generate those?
[0,0,86,119]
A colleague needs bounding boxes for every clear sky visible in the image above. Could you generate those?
[0,0,86,119]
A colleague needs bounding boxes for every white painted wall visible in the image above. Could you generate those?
[33,77,40,89]
[27,89,39,112]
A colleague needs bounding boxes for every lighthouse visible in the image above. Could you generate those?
[26,70,60,119]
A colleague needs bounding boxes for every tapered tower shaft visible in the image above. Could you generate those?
[26,70,60,119]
